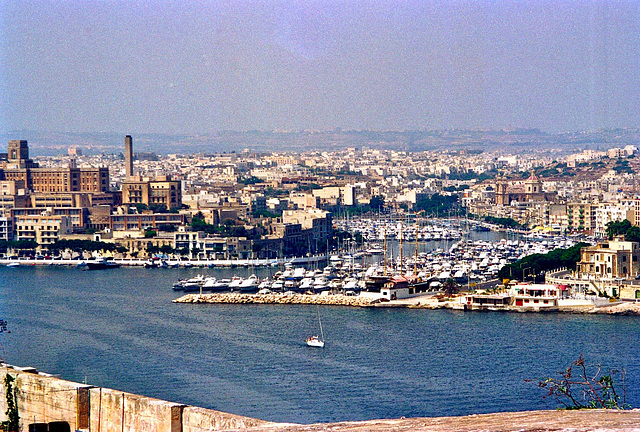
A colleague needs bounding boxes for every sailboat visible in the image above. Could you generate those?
[306,305,325,348]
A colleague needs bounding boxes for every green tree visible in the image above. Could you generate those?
[625,225,640,242]
[606,220,632,239]
[498,243,589,280]
[159,245,175,255]
[442,279,459,296]
[369,195,385,211]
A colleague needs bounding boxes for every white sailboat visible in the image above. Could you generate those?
[306,305,325,348]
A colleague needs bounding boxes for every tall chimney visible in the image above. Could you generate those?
[124,135,133,179]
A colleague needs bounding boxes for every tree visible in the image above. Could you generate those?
[624,225,640,243]
[442,279,459,296]
[369,195,385,211]
[606,220,632,239]
[498,243,589,280]
[159,245,175,255]
[2,374,18,432]
[144,229,157,238]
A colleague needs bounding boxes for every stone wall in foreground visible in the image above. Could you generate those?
[0,366,277,431]
[0,365,639,432]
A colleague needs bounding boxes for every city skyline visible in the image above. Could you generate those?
[1,1,639,136]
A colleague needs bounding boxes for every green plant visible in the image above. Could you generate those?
[1,374,18,432]
[528,355,630,410]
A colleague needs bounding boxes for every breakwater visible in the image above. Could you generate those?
[0,255,328,268]
[173,292,383,307]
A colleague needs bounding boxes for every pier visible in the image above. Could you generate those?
[0,254,329,268]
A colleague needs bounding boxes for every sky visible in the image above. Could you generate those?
[1,0,639,135]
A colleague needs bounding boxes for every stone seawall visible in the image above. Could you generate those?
[173,292,382,307]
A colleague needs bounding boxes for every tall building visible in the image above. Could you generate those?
[121,133,181,210]
[5,140,38,169]
[124,135,134,179]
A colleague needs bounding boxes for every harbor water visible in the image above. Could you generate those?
[1,265,639,424]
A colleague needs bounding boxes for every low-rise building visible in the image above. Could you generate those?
[577,239,640,279]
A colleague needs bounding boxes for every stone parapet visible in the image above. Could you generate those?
[235,409,640,432]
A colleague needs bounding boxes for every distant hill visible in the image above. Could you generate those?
[2,128,639,156]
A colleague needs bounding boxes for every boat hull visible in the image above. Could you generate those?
[86,262,120,270]
[306,337,324,348]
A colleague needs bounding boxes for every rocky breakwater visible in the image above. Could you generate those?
[173,292,382,307]
[593,301,640,316]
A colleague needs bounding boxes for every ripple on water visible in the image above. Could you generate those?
[1,267,640,424]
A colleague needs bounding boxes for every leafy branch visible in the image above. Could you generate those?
[527,355,630,410]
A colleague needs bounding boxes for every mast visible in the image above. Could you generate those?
[414,219,419,277]
[317,305,324,341]
[383,223,387,275]
[399,218,403,275]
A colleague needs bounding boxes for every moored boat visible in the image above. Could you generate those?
[86,257,120,270]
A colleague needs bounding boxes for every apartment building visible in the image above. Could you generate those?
[110,213,185,231]
[566,203,597,233]
[0,217,13,241]
[14,213,72,244]
[121,175,182,210]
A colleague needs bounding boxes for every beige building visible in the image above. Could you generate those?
[567,203,597,233]
[14,213,73,245]
[121,175,182,210]
[577,239,640,279]
[1,140,109,193]
[282,208,332,243]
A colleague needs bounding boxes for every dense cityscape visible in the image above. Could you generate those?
[2,131,640,308]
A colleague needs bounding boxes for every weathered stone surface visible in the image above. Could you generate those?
[173,293,381,307]
[183,406,277,432]
[232,409,640,432]
[2,368,640,431]
[593,302,640,316]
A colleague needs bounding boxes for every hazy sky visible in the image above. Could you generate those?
[1,0,639,135]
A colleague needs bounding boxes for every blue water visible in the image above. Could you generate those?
[1,266,639,424]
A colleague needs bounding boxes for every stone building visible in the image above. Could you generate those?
[0,140,109,193]
[121,175,182,210]
[494,173,555,206]
[13,212,73,245]
[577,239,640,279]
